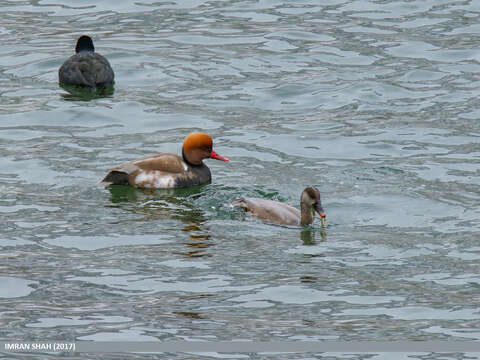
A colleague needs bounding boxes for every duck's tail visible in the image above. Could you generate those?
[232,197,248,210]
[98,171,130,186]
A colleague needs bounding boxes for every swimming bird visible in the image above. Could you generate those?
[233,187,326,227]
[59,35,114,89]
[100,132,229,188]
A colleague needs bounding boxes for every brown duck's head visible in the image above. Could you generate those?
[75,35,95,53]
[301,186,326,227]
[182,132,229,166]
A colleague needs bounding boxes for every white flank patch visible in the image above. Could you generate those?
[134,172,154,185]
[182,161,188,171]
[134,171,175,188]
[154,175,175,188]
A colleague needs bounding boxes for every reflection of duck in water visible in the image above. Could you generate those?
[101,132,229,188]
[106,184,212,257]
[59,35,114,89]
[233,187,326,227]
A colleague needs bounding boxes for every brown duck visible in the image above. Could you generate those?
[233,187,326,227]
[100,132,229,188]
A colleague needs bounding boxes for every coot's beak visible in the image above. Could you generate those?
[211,150,229,162]
[314,202,326,228]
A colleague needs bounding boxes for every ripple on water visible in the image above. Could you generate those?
[78,328,160,342]
[45,234,173,251]
[339,306,480,321]
[230,285,404,308]
[0,276,38,298]
[69,271,265,295]
[26,315,131,328]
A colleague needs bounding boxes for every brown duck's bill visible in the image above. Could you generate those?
[211,150,229,162]
[314,202,327,228]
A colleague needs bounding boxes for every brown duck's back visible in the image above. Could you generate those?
[233,197,301,226]
[125,153,187,174]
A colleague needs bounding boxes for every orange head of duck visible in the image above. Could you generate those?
[182,132,229,166]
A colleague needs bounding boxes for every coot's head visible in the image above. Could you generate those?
[75,35,95,53]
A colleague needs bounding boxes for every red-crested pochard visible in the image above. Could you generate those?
[100,132,229,188]
[59,35,114,89]
[233,187,326,227]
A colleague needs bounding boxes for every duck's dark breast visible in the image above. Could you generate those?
[174,164,211,188]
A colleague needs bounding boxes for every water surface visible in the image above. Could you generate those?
[1,0,480,359]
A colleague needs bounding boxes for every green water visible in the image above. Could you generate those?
[1,0,480,359]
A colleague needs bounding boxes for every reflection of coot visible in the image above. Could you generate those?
[59,35,114,89]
